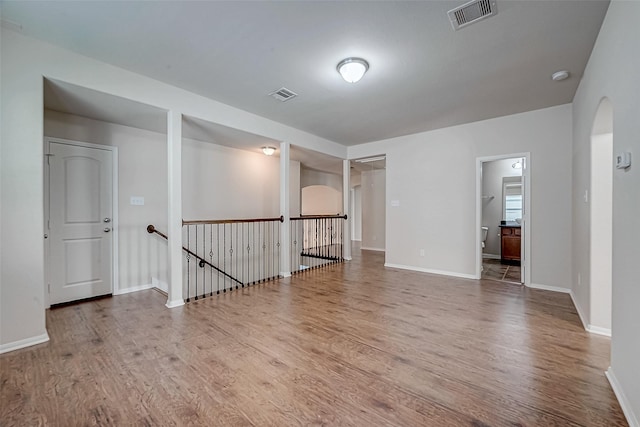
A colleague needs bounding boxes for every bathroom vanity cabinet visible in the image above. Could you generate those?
[500,225,521,263]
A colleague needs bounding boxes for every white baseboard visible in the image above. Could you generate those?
[351,239,362,242]
[165,299,185,309]
[568,291,612,336]
[113,283,154,295]
[384,263,476,280]
[152,277,169,293]
[0,332,50,354]
[587,325,611,337]
[527,282,571,293]
[606,367,639,427]
[482,253,501,260]
[361,246,385,252]
[570,290,589,331]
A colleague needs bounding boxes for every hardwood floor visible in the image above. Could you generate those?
[1,250,627,426]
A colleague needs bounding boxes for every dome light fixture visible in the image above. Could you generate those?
[337,57,369,83]
[551,70,570,81]
[262,146,276,156]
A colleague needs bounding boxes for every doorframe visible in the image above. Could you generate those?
[44,137,119,308]
[475,152,531,285]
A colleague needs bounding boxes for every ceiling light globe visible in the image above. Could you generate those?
[337,58,369,83]
[262,146,276,156]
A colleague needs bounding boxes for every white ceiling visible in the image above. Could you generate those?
[44,78,345,174]
[3,1,609,146]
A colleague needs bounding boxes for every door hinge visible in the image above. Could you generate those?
[45,153,54,165]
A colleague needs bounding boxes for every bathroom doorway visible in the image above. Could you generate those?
[476,154,530,285]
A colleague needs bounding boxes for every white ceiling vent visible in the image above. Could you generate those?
[448,0,497,31]
[269,87,298,102]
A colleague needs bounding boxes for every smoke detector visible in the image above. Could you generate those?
[269,87,298,102]
[448,0,498,31]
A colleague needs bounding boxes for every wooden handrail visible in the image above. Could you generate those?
[291,214,347,221]
[183,215,284,226]
[146,224,243,286]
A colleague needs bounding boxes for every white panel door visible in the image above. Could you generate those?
[49,142,113,304]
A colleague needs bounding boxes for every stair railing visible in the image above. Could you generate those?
[147,215,283,302]
[290,214,347,274]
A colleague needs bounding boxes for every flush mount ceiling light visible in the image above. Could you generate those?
[551,70,570,81]
[337,57,369,83]
[262,146,276,156]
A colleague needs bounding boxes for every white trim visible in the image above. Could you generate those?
[606,367,640,427]
[476,153,531,286]
[165,299,185,309]
[152,277,169,293]
[352,239,362,242]
[113,284,154,295]
[384,263,476,280]
[482,253,501,260]
[0,333,50,354]
[527,282,571,294]
[281,271,292,278]
[586,325,611,337]
[361,246,385,252]
[568,290,612,336]
[43,137,120,300]
[570,290,589,331]
[344,256,353,261]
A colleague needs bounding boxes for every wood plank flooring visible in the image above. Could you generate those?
[0,250,627,426]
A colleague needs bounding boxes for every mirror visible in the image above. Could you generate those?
[503,176,522,222]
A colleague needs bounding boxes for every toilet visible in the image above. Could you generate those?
[481,226,489,249]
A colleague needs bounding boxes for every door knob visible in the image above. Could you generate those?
[104,228,111,233]
[104,218,111,223]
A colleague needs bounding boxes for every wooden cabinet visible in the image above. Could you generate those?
[501,226,521,263]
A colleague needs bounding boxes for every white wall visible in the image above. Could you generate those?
[481,158,522,257]
[44,110,169,292]
[351,185,362,241]
[0,28,344,350]
[300,168,343,193]
[571,2,640,424]
[301,185,341,215]
[290,161,301,217]
[361,169,386,251]
[182,139,280,219]
[589,133,612,332]
[349,104,572,285]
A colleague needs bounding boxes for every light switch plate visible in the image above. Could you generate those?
[130,196,145,206]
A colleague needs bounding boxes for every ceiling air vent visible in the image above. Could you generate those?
[448,0,497,31]
[269,87,298,102]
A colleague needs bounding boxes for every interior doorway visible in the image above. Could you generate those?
[476,153,530,285]
[351,156,386,255]
[589,97,613,335]
[45,138,118,306]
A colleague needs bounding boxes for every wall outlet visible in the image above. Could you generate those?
[130,196,145,206]
[419,249,425,257]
